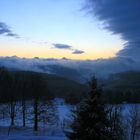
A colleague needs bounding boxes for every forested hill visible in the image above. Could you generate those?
[1,67,140,104]
[103,71,140,103]
[105,71,140,91]
[0,67,88,104]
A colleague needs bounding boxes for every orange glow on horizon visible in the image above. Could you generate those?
[0,42,121,60]
[0,49,116,60]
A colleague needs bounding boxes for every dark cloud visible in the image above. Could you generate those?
[53,43,85,55]
[72,49,85,54]
[86,0,140,60]
[0,22,18,37]
[53,43,72,49]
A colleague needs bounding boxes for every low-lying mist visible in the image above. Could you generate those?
[0,56,140,82]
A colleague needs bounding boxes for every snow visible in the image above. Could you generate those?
[0,99,140,140]
[56,99,72,122]
[0,126,68,140]
[0,98,71,140]
[0,136,67,140]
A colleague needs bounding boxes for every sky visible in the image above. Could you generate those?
[0,0,140,80]
[0,0,124,60]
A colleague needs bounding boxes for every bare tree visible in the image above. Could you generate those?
[30,73,53,131]
[31,74,44,131]
[107,104,124,140]
[129,105,140,140]
[20,73,28,127]
[0,104,9,124]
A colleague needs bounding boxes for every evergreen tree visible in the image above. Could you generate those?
[68,76,113,140]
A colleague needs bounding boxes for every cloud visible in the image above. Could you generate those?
[86,0,140,60]
[52,43,85,55]
[0,56,140,82]
[53,43,72,49]
[72,49,85,54]
[52,43,85,54]
[0,22,18,38]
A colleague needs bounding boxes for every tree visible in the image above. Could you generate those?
[38,100,58,132]
[19,72,29,127]
[0,67,12,102]
[68,76,114,140]
[31,74,41,131]
[0,67,16,126]
[31,73,52,131]
[45,100,58,125]
[108,105,124,140]
[129,105,140,140]
[9,73,19,126]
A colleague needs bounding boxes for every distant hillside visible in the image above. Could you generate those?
[105,71,140,90]
[0,68,88,104]
[36,64,85,82]
[103,71,140,103]
[16,71,88,102]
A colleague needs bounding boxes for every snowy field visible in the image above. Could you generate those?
[0,98,71,140]
[0,136,67,140]
[0,99,140,140]
[0,126,68,140]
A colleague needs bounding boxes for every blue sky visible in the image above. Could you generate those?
[0,0,124,59]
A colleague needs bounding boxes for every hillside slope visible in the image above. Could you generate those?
[0,68,88,103]
[103,71,140,103]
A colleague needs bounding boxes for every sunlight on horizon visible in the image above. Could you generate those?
[0,0,125,60]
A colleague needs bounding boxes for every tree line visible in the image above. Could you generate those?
[0,67,54,131]
[1,67,140,139]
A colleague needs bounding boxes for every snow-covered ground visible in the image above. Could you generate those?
[0,98,140,140]
[0,136,67,140]
[0,98,71,140]
[0,126,68,140]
